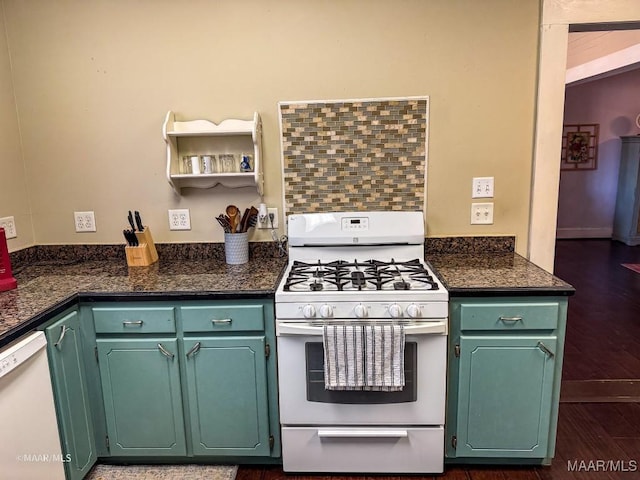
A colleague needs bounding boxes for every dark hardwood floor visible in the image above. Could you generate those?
[238,240,640,480]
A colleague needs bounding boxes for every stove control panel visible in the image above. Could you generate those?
[341,217,369,231]
[276,301,448,320]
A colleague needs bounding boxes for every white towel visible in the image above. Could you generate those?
[323,324,405,391]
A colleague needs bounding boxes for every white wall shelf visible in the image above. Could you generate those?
[163,111,263,195]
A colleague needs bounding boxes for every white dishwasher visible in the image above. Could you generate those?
[0,331,66,479]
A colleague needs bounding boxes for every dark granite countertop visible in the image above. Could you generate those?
[427,252,575,296]
[1,239,574,348]
[0,252,288,348]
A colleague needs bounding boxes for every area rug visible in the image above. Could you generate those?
[85,464,237,480]
[622,263,640,273]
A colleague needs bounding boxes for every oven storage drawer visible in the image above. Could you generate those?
[181,305,264,332]
[458,300,560,331]
[281,426,444,473]
[93,307,176,334]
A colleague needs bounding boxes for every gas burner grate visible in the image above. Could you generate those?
[283,259,440,292]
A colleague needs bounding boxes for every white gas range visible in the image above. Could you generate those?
[275,211,448,474]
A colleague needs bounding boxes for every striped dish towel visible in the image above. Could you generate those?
[323,324,405,391]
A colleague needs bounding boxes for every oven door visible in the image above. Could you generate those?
[276,320,447,426]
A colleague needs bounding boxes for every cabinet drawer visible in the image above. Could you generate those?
[93,307,176,333]
[459,301,560,331]
[181,305,264,332]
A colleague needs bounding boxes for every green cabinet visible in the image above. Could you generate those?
[183,336,271,456]
[446,297,567,464]
[44,309,97,480]
[96,338,187,456]
[91,300,279,459]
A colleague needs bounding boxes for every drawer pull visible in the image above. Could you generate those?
[186,342,201,358]
[54,325,68,348]
[318,429,408,439]
[211,318,232,325]
[537,341,555,358]
[499,316,523,324]
[157,343,175,360]
[123,320,144,327]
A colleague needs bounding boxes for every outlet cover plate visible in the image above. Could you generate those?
[0,216,17,238]
[257,208,278,229]
[471,202,494,224]
[74,211,96,232]
[169,209,191,230]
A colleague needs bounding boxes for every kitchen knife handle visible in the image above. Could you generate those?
[128,210,136,231]
[134,211,144,231]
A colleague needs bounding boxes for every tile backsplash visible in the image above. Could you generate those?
[279,97,428,214]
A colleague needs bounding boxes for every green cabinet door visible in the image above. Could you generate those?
[45,310,97,480]
[183,336,271,456]
[455,335,557,458]
[97,338,186,456]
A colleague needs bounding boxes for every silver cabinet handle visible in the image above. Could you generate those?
[186,342,201,358]
[537,341,555,357]
[499,316,523,323]
[157,343,175,360]
[211,318,232,325]
[123,320,144,327]
[54,325,68,348]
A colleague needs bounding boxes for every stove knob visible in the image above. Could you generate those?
[354,304,368,318]
[406,303,422,318]
[302,304,316,319]
[319,304,334,318]
[388,303,403,318]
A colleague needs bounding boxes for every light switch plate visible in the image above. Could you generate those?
[472,177,494,198]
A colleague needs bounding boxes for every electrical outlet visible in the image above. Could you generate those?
[472,177,494,198]
[168,209,191,230]
[471,203,494,224]
[257,208,278,229]
[74,211,96,232]
[0,216,17,239]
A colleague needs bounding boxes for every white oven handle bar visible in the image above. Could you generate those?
[317,429,408,439]
[276,320,447,336]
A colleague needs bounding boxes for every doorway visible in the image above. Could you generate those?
[529,0,640,272]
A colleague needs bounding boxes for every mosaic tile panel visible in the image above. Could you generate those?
[279,98,427,214]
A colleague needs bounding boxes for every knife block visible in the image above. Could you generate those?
[125,227,159,267]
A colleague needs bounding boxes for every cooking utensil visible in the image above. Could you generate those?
[226,205,239,233]
[216,215,232,233]
[134,211,144,231]
[127,211,136,232]
[238,208,250,233]
[243,206,259,232]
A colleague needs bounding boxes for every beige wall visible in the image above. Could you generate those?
[1,0,540,253]
[0,4,32,250]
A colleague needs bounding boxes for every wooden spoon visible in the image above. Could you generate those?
[226,205,239,233]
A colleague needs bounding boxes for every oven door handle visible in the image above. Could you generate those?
[318,429,408,439]
[277,321,447,336]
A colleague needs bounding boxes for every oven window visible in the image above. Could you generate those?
[305,342,417,404]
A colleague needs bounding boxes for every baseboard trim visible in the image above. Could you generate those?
[561,379,640,403]
[556,227,613,239]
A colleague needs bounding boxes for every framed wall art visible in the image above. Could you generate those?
[561,124,599,171]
